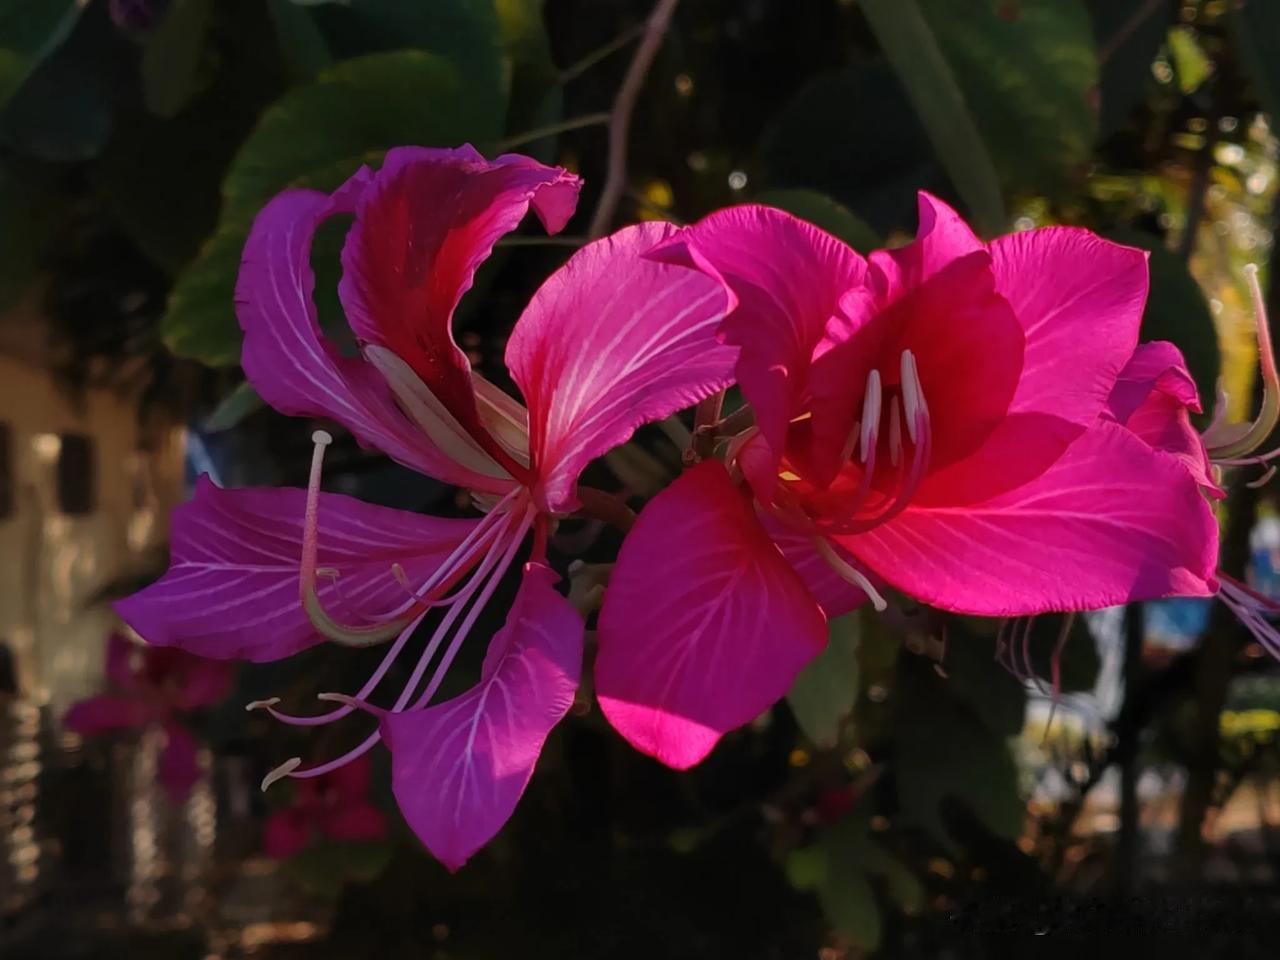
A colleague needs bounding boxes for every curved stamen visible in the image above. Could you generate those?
[1208,264,1279,460]
[812,536,888,612]
[262,503,535,788]
[299,431,419,647]
[409,506,537,710]
[253,495,522,729]
[1219,574,1280,660]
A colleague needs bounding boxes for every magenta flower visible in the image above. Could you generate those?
[63,631,232,802]
[262,754,387,859]
[116,146,735,868]
[595,193,1220,769]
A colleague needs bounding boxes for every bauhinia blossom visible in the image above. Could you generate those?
[63,631,232,801]
[595,193,1220,769]
[262,754,387,859]
[116,145,736,868]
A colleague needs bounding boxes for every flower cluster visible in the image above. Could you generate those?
[116,146,1272,869]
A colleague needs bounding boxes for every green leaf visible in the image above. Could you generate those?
[859,0,1005,234]
[894,659,1024,848]
[815,817,883,950]
[918,0,1097,199]
[756,189,880,253]
[282,840,393,900]
[204,382,264,432]
[759,62,938,236]
[865,841,924,914]
[268,0,332,83]
[1106,228,1221,405]
[1089,0,1175,137]
[787,613,861,748]
[495,0,561,161]
[162,49,503,365]
[941,620,1027,737]
[142,0,213,118]
[1167,26,1211,96]
[1232,0,1280,121]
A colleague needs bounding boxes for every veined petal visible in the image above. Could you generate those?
[759,512,871,618]
[114,477,483,662]
[840,421,1219,615]
[507,221,736,514]
[381,562,583,871]
[992,226,1148,428]
[596,461,827,770]
[236,175,505,490]
[647,205,867,466]
[339,146,580,451]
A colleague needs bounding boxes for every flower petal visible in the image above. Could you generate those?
[62,695,157,735]
[868,191,983,300]
[322,803,388,844]
[381,563,582,871]
[115,477,483,662]
[992,226,1148,428]
[506,221,736,513]
[840,421,1219,615]
[596,461,828,770]
[263,807,312,859]
[758,511,871,618]
[105,631,138,692]
[237,173,503,490]
[158,722,202,804]
[647,205,867,466]
[812,251,1025,482]
[1108,341,1219,495]
[339,146,580,446]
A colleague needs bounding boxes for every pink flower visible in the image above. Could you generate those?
[116,146,736,869]
[63,631,232,802]
[595,193,1220,769]
[262,754,387,859]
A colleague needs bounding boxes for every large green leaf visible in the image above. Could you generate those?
[759,62,941,236]
[893,659,1024,848]
[0,0,81,110]
[859,0,1005,234]
[1089,0,1175,137]
[495,0,561,160]
[942,622,1027,737]
[787,613,861,748]
[162,50,504,365]
[918,0,1097,199]
[1231,0,1280,122]
[756,189,880,253]
[1107,227,1221,405]
[268,0,332,83]
[141,0,214,118]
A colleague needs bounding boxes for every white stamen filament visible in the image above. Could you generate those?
[860,369,882,463]
[813,536,888,612]
[900,349,921,445]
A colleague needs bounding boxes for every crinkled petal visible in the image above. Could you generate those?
[647,205,867,467]
[158,722,202,804]
[63,695,158,735]
[840,421,1219,615]
[1108,341,1219,495]
[868,191,983,300]
[115,477,483,662]
[596,461,828,769]
[237,174,503,491]
[507,221,736,513]
[339,146,580,449]
[381,563,582,871]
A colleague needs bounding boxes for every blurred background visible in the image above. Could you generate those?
[2,0,1280,956]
